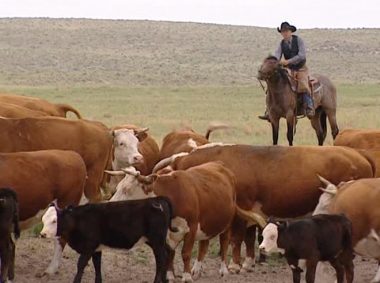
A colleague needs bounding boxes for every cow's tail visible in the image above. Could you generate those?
[157,196,178,233]
[235,206,267,228]
[55,103,82,119]
[357,149,377,177]
[205,122,229,140]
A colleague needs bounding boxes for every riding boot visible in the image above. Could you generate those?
[258,109,270,121]
[303,92,315,119]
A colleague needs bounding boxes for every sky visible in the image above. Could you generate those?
[0,0,379,29]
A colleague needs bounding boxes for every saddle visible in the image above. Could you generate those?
[288,74,323,117]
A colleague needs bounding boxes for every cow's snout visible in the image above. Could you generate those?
[40,232,47,238]
[133,155,144,164]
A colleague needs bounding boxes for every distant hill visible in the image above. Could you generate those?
[0,18,379,86]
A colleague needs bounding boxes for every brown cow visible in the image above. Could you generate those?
[107,162,260,282]
[0,93,82,118]
[153,144,375,272]
[158,124,228,161]
[0,117,112,202]
[315,177,380,283]
[0,150,86,276]
[334,128,380,149]
[0,103,49,118]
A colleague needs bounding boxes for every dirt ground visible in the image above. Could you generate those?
[13,236,379,283]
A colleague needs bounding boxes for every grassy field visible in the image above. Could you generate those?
[1,83,379,146]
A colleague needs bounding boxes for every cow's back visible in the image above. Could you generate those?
[334,129,380,149]
[0,150,86,220]
[172,145,374,217]
[159,131,208,160]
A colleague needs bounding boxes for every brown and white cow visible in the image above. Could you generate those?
[0,93,82,118]
[152,144,375,272]
[0,150,87,276]
[0,117,112,202]
[158,124,228,161]
[314,177,380,283]
[104,125,159,196]
[107,162,263,282]
[0,103,49,118]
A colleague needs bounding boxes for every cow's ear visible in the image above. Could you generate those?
[109,130,116,138]
[277,221,288,231]
[267,216,275,224]
[134,128,149,142]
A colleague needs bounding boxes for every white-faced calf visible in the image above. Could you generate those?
[259,214,354,283]
[40,197,176,283]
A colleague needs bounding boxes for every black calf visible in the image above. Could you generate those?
[56,196,176,283]
[0,188,20,283]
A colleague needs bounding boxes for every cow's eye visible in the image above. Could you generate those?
[52,220,57,224]
[119,143,124,146]
[270,235,276,240]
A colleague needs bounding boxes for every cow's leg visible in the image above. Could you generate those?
[191,240,209,280]
[8,239,16,281]
[329,259,344,283]
[286,112,294,146]
[42,238,65,276]
[305,259,318,283]
[92,251,102,283]
[73,253,92,283]
[0,242,10,283]
[271,118,280,145]
[181,229,197,282]
[219,230,230,277]
[241,225,256,272]
[166,248,176,282]
[228,218,246,273]
[338,251,354,283]
[149,243,168,283]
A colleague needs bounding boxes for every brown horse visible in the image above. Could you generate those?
[258,56,339,146]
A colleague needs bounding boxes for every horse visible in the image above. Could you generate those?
[257,56,339,146]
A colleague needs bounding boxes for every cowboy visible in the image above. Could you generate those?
[259,22,314,120]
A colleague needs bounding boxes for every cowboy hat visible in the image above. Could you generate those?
[277,22,297,33]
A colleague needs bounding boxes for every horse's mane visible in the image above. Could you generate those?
[263,56,290,83]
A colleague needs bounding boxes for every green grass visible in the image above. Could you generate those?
[1,83,379,146]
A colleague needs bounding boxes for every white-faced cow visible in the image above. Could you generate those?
[314,176,380,283]
[107,162,264,282]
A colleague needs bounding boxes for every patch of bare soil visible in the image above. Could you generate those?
[14,237,378,283]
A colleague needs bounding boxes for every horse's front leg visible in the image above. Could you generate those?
[286,112,295,146]
[271,118,280,145]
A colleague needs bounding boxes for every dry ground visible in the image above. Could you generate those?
[14,236,379,283]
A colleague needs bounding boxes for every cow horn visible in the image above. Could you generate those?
[235,206,267,228]
[152,152,189,173]
[104,170,126,176]
[369,229,380,242]
[317,175,332,186]
[121,167,140,177]
[136,174,157,185]
[318,186,337,195]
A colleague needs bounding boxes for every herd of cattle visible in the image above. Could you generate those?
[0,93,380,283]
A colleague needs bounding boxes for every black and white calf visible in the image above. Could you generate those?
[0,188,20,283]
[40,197,176,283]
[259,214,354,283]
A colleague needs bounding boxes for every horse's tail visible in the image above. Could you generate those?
[320,108,327,140]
